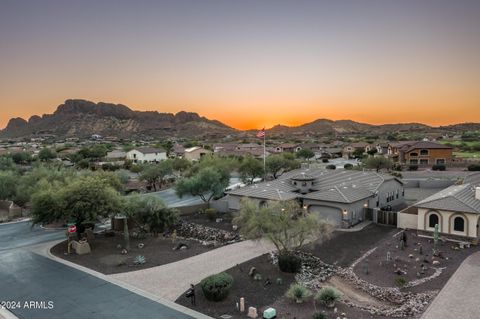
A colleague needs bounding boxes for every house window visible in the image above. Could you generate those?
[410,152,418,157]
[420,149,429,156]
[410,159,418,164]
[453,217,465,232]
[420,159,428,165]
[428,214,439,228]
[436,159,446,164]
[396,189,399,199]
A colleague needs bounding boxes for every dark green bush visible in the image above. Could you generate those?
[204,208,217,221]
[393,163,403,171]
[312,312,327,319]
[408,165,418,171]
[278,253,302,273]
[468,164,480,171]
[394,276,407,287]
[344,163,353,170]
[432,164,446,171]
[322,158,329,163]
[200,272,234,301]
[326,164,336,170]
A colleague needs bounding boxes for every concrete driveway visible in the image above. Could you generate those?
[421,252,480,319]
[0,221,206,319]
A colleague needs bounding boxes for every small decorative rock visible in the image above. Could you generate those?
[121,249,128,255]
[232,225,238,231]
[138,243,144,249]
[249,267,257,277]
[432,260,440,265]
[247,306,258,319]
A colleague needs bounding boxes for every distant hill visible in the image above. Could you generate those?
[1,99,479,139]
[264,119,433,136]
[0,99,236,138]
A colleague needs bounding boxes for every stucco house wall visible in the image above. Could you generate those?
[417,208,478,238]
[398,212,418,229]
[375,179,405,208]
[126,150,167,163]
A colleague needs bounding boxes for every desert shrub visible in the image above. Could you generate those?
[468,164,480,171]
[286,283,312,303]
[312,312,327,319]
[326,164,336,170]
[315,286,342,307]
[391,171,403,178]
[204,208,217,221]
[408,165,418,171]
[432,164,446,171]
[344,163,353,170]
[394,276,407,287]
[278,253,302,273]
[200,272,234,302]
[393,163,403,171]
[322,158,329,163]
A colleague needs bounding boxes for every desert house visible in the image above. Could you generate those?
[387,141,453,165]
[126,147,167,163]
[225,168,404,228]
[183,146,212,161]
[398,173,480,243]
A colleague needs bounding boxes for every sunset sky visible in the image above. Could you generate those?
[1,0,479,130]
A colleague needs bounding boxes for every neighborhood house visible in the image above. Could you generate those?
[126,147,167,163]
[225,168,405,228]
[398,173,480,243]
[387,141,453,165]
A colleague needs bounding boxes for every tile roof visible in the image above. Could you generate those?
[134,147,165,154]
[404,141,452,152]
[415,184,480,214]
[464,173,480,186]
[227,167,400,203]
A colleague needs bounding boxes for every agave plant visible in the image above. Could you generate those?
[133,255,146,265]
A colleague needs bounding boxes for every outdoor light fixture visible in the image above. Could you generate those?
[342,210,348,215]
[364,203,368,208]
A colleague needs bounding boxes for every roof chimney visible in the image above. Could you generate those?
[476,187,480,201]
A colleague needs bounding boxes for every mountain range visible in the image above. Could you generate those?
[1,99,479,138]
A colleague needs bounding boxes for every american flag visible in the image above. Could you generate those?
[256,128,265,138]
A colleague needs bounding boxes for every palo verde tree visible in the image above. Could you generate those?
[266,153,300,179]
[363,155,393,172]
[31,175,123,235]
[38,148,57,161]
[139,161,173,191]
[175,166,230,203]
[0,170,18,201]
[234,199,333,254]
[296,149,315,161]
[239,156,264,184]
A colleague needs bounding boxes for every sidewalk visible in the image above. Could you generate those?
[336,220,372,232]
[109,239,275,301]
[421,251,480,319]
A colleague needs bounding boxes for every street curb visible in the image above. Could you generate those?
[29,240,214,319]
[0,308,19,319]
[0,218,31,226]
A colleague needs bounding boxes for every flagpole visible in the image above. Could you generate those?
[263,129,266,180]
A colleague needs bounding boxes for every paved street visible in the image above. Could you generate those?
[147,177,241,207]
[0,221,200,319]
